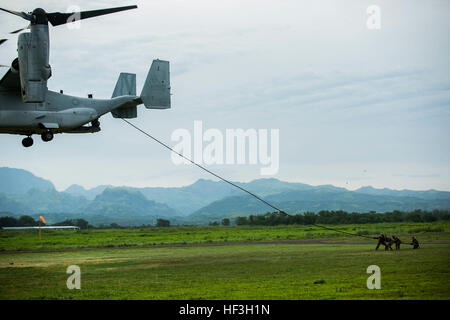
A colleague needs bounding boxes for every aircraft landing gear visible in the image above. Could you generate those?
[92,119,100,128]
[41,131,54,142]
[22,136,34,148]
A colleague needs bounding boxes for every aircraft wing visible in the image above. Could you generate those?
[0,59,21,92]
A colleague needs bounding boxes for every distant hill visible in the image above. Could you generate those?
[0,186,179,226]
[127,179,236,215]
[0,193,30,213]
[85,188,178,218]
[1,167,450,225]
[63,184,111,200]
[190,187,450,223]
[136,177,342,215]
[0,167,54,194]
[63,178,331,215]
[355,186,450,200]
[63,179,234,214]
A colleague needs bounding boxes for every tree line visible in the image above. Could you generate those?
[209,218,230,226]
[2,210,449,229]
[0,215,172,229]
[0,215,91,229]
[234,209,450,226]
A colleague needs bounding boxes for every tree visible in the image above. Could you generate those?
[405,212,422,223]
[384,210,403,222]
[235,216,248,225]
[18,215,37,226]
[221,218,230,226]
[209,221,219,226]
[422,213,437,222]
[74,219,90,229]
[156,219,170,227]
[0,216,18,227]
[303,212,317,225]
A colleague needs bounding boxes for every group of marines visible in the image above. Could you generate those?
[373,234,419,251]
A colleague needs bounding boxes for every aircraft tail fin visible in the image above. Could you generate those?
[112,72,136,98]
[111,72,137,118]
[140,59,171,109]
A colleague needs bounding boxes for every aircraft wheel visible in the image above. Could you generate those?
[41,131,54,142]
[22,137,34,148]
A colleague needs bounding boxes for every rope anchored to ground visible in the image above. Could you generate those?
[122,119,374,240]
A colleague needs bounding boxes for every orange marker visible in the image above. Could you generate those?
[38,216,46,240]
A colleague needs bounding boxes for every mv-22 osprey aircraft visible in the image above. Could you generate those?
[0,5,170,147]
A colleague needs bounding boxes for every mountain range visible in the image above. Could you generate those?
[0,167,449,226]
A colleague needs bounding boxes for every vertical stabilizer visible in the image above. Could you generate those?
[140,59,170,109]
[111,72,137,118]
[112,72,136,97]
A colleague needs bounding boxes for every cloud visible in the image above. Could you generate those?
[0,0,449,191]
[392,174,441,179]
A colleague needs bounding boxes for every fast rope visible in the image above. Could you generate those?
[122,119,374,240]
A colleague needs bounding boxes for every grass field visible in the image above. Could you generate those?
[1,244,449,299]
[1,221,449,251]
[0,222,449,300]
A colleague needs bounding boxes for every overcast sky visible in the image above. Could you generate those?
[0,0,449,191]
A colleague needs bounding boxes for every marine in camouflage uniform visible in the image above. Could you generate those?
[392,235,402,250]
[410,236,419,249]
[384,236,394,251]
[373,234,387,250]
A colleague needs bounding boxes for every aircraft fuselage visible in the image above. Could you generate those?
[0,89,137,135]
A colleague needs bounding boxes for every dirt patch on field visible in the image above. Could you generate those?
[1,238,449,254]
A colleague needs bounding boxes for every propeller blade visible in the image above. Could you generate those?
[0,39,7,46]
[0,8,33,21]
[10,24,30,34]
[46,5,137,26]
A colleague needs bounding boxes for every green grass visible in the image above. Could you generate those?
[0,244,449,299]
[1,221,449,251]
[1,222,448,299]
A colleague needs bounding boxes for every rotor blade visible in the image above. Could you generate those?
[10,24,30,34]
[0,39,7,46]
[46,5,137,26]
[0,64,9,67]
[0,8,33,21]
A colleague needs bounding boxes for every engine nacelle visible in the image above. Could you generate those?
[17,28,51,103]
